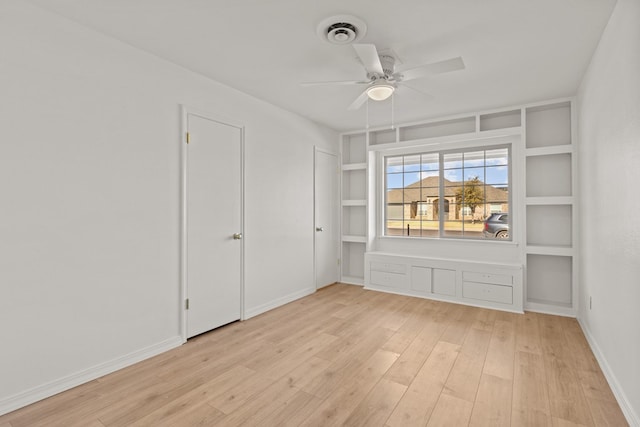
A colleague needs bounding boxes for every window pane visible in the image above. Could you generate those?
[416,192,436,225]
[386,189,404,206]
[443,169,462,183]
[419,220,439,237]
[445,185,463,201]
[386,156,403,173]
[403,172,421,187]
[385,220,405,236]
[463,220,484,239]
[463,151,485,167]
[486,148,508,166]
[443,221,463,238]
[485,166,508,185]
[403,188,421,206]
[463,167,485,182]
[386,204,404,220]
[386,173,404,189]
[406,220,421,236]
[485,186,508,204]
[404,155,421,172]
[420,170,439,180]
[420,187,439,202]
[443,153,463,169]
[421,153,439,171]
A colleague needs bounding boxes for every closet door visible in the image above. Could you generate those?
[186,113,242,338]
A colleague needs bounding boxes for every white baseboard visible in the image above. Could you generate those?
[524,301,577,317]
[0,336,183,417]
[244,286,316,319]
[578,318,640,427]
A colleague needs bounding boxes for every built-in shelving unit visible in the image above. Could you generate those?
[339,99,577,316]
[340,132,367,284]
[523,101,577,315]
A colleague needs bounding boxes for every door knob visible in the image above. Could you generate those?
[316,227,324,232]
[233,233,243,240]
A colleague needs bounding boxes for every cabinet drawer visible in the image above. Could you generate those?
[462,271,512,285]
[463,281,513,304]
[370,262,406,274]
[370,270,406,289]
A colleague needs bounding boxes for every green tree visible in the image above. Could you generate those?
[455,176,484,220]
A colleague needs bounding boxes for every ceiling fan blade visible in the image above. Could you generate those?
[353,44,384,76]
[347,90,370,111]
[398,57,465,81]
[399,84,434,99]
[300,80,369,86]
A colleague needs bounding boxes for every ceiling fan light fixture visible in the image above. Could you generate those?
[366,83,395,101]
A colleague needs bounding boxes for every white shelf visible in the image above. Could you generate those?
[342,168,366,200]
[526,145,572,157]
[526,205,572,247]
[340,113,367,290]
[479,110,521,131]
[526,153,572,197]
[526,245,573,256]
[342,163,367,171]
[525,101,571,149]
[342,241,366,283]
[342,235,367,243]
[523,100,576,316]
[342,199,366,206]
[526,196,573,205]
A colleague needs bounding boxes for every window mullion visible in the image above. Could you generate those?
[439,152,444,237]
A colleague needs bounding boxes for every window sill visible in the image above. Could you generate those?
[377,235,521,247]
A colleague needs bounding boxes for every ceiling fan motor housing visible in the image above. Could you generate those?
[317,15,367,45]
[367,56,397,81]
[380,55,396,78]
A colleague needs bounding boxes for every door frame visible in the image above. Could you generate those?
[313,146,339,289]
[180,105,245,342]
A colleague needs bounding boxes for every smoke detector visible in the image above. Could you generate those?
[316,15,367,45]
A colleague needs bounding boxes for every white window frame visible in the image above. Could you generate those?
[375,136,517,243]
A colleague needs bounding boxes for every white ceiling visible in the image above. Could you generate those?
[27,0,616,131]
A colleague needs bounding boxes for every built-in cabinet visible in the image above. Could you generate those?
[366,253,524,312]
[339,99,576,316]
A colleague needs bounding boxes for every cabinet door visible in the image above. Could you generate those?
[411,266,431,292]
[432,268,456,296]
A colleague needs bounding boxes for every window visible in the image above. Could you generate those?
[385,146,510,240]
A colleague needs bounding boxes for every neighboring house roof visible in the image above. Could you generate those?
[386,177,508,204]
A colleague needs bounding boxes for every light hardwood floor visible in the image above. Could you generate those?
[0,284,628,426]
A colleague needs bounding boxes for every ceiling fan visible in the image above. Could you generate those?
[302,44,465,110]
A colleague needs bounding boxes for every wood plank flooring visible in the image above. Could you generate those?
[0,284,628,426]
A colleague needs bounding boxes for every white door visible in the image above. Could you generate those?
[315,148,339,289]
[186,113,242,338]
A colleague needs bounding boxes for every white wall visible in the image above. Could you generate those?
[0,1,337,413]
[577,0,640,424]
